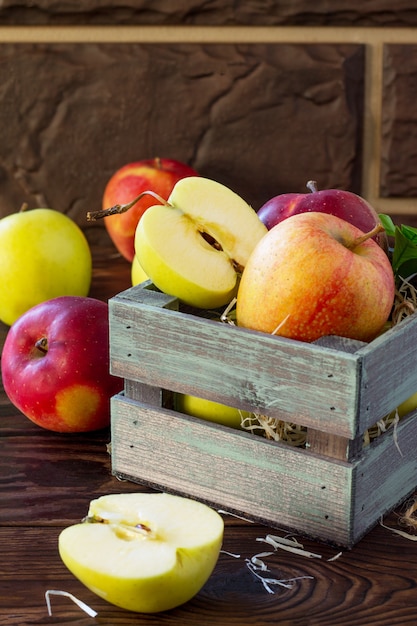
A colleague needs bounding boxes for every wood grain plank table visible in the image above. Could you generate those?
[2,245,417,626]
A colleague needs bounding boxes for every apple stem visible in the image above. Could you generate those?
[19,202,29,212]
[306,180,318,193]
[86,190,170,221]
[347,223,385,250]
[35,337,48,354]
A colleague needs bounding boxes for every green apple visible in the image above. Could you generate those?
[175,393,250,429]
[131,255,149,286]
[58,492,224,613]
[0,207,92,326]
[135,177,267,309]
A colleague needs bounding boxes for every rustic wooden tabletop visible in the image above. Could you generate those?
[2,245,417,626]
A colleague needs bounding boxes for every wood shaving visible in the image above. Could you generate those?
[45,590,97,617]
[392,275,417,325]
[257,534,322,559]
[245,553,314,594]
[380,519,417,541]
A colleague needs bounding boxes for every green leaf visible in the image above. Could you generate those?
[378,213,396,237]
[379,213,417,279]
[392,226,417,278]
[400,224,417,244]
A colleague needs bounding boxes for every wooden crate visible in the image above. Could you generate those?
[108,281,417,547]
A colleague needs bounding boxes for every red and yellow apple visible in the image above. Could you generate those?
[135,176,268,309]
[236,212,395,343]
[1,296,122,432]
[103,157,198,262]
[257,181,388,251]
[0,207,92,326]
[58,492,224,613]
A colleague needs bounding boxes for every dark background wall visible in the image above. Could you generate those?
[0,2,416,250]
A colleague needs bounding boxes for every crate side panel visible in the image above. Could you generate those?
[111,395,354,546]
[353,411,417,538]
[357,313,417,431]
[109,297,360,438]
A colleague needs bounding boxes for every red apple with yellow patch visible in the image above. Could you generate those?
[236,212,395,343]
[103,158,198,262]
[1,296,122,432]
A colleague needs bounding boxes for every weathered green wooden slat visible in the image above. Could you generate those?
[111,394,354,546]
[109,290,360,438]
[356,313,417,432]
[353,410,417,539]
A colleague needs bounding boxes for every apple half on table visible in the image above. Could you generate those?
[134,177,268,309]
[58,492,224,614]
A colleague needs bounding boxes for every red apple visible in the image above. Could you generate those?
[236,212,395,343]
[257,181,388,251]
[1,296,122,432]
[102,157,199,262]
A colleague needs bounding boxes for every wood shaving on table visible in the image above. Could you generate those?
[45,590,97,617]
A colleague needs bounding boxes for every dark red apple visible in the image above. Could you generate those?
[257,181,388,250]
[1,296,122,432]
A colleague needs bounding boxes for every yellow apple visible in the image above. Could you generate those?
[135,177,267,309]
[236,212,395,343]
[175,393,250,429]
[58,492,224,613]
[0,207,92,326]
[392,392,417,418]
[131,255,149,286]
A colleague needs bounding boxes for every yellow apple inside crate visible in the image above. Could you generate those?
[109,281,417,548]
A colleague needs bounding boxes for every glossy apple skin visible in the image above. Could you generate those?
[0,208,92,326]
[236,212,395,343]
[103,158,199,262]
[1,296,122,432]
[257,186,388,250]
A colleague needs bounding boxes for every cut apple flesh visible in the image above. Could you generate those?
[167,177,267,268]
[58,492,224,614]
[137,205,238,308]
[134,177,267,309]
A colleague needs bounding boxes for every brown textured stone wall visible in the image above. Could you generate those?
[0,42,364,245]
[381,45,417,198]
[0,2,417,246]
[0,1,417,26]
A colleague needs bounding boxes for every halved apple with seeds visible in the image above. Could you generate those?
[58,492,224,614]
[135,177,268,309]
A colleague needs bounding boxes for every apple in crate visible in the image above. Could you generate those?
[175,393,251,429]
[103,157,198,262]
[135,177,268,309]
[0,207,92,326]
[58,492,224,613]
[257,181,388,251]
[1,296,122,432]
[236,212,395,343]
